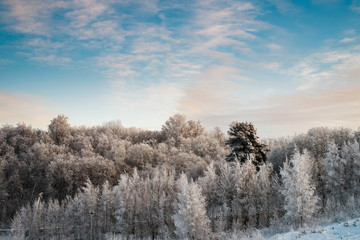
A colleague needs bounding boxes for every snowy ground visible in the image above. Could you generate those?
[2,219,360,240]
[266,219,360,240]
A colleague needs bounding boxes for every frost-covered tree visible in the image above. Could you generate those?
[113,169,141,237]
[233,160,256,228]
[198,162,224,231]
[231,159,272,229]
[0,161,8,226]
[280,149,319,227]
[173,173,211,240]
[125,143,154,170]
[162,114,204,146]
[48,114,71,145]
[99,181,116,234]
[341,141,360,200]
[217,161,236,230]
[139,167,176,238]
[321,141,345,212]
[254,163,273,227]
[64,179,100,239]
[11,194,64,240]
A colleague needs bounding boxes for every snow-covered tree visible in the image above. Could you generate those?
[173,173,211,240]
[113,169,142,237]
[280,149,319,227]
[217,161,236,230]
[99,181,116,234]
[321,141,345,212]
[125,143,154,170]
[232,160,257,229]
[254,163,273,227]
[162,114,204,147]
[48,114,71,145]
[341,141,360,202]
[64,179,100,239]
[198,162,224,231]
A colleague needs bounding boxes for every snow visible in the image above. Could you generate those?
[266,219,360,240]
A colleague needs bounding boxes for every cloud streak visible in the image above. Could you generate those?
[178,80,360,138]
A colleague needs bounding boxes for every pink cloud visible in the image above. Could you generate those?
[0,92,56,129]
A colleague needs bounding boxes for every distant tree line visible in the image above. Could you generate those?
[1,114,360,239]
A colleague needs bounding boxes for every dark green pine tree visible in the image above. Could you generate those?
[225,122,268,168]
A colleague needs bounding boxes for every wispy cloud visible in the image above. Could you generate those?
[3,0,67,35]
[178,81,360,138]
[1,0,270,77]
[350,0,360,13]
[340,37,356,43]
[174,42,360,137]
[178,65,252,118]
[266,0,299,14]
[267,43,283,51]
[312,0,343,4]
[27,38,64,48]
[249,84,360,137]
[286,47,360,90]
[0,58,14,67]
[65,0,107,28]
[29,54,72,65]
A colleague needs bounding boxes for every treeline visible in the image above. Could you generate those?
[0,114,228,228]
[1,114,360,239]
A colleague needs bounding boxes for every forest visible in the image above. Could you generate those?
[1,114,360,239]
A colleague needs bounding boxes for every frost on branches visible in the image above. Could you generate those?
[280,149,319,227]
[173,173,212,240]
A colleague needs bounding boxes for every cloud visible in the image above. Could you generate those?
[344,29,356,35]
[177,65,252,120]
[286,48,360,90]
[173,45,360,137]
[266,0,299,14]
[0,59,14,68]
[192,1,261,51]
[0,92,56,129]
[340,37,356,43]
[350,0,360,13]
[29,54,72,65]
[27,38,64,48]
[3,0,67,35]
[65,0,107,28]
[267,43,282,51]
[177,80,360,138]
[312,0,343,5]
[2,0,271,82]
[250,84,360,137]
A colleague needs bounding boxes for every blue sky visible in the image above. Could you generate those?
[1,0,360,138]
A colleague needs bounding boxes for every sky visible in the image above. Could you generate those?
[0,0,360,138]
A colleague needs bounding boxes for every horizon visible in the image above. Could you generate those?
[1,113,358,141]
[1,0,360,138]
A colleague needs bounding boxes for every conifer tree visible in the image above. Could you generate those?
[225,122,268,168]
